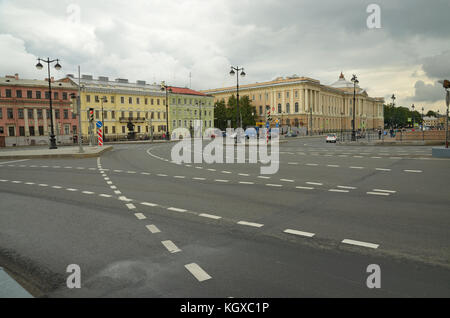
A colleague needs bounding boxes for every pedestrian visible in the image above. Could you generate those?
[378,130,382,140]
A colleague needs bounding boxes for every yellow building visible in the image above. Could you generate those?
[202,73,384,133]
[62,75,168,140]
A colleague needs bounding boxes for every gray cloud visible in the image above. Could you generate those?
[421,51,450,79]
[411,80,446,103]
[0,0,448,108]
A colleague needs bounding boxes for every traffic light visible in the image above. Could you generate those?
[266,109,272,122]
[89,108,94,122]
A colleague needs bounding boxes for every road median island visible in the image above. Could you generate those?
[0,146,113,160]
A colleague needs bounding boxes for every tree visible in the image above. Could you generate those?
[384,105,423,128]
[426,110,438,117]
[214,95,257,129]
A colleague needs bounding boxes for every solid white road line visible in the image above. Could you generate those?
[126,203,136,210]
[237,221,264,228]
[135,213,146,220]
[342,239,379,249]
[0,159,30,165]
[185,263,212,282]
[161,240,181,253]
[167,207,187,213]
[367,192,390,196]
[373,189,397,193]
[146,225,161,234]
[199,213,222,220]
[284,229,315,238]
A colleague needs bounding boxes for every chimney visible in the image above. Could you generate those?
[15,73,19,80]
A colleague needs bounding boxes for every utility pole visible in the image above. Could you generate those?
[77,66,84,153]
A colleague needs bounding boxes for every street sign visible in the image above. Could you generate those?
[266,122,270,128]
[96,121,103,128]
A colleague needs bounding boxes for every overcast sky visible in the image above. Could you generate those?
[0,0,449,113]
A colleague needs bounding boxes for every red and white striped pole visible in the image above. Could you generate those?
[98,128,103,146]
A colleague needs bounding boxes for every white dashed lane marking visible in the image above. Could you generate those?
[284,229,315,238]
[146,225,161,234]
[404,170,423,173]
[199,213,222,220]
[141,202,159,207]
[167,207,187,213]
[342,239,379,249]
[126,203,136,210]
[161,240,181,253]
[135,213,146,220]
[185,263,212,282]
[237,221,264,228]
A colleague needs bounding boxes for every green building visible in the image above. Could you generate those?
[168,87,215,138]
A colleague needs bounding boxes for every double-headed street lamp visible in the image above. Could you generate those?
[351,74,359,141]
[161,82,172,140]
[230,66,246,129]
[411,104,415,128]
[36,57,62,149]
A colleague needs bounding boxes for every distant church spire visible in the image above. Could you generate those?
[339,72,345,79]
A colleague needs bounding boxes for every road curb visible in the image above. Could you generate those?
[0,267,33,298]
[0,146,113,160]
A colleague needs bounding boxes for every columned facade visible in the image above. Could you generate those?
[202,73,384,133]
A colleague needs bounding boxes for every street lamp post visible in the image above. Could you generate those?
[161,82,172,140]
[438,79,450,148]
[422,106,425,141]
[230,66,246,129]
[351,74,359,141]
[196,101,204,140]
[36,57,61,149]
[412,104,415,129]
[101,96,107,141]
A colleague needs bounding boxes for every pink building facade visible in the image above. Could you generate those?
[0,74,79,147]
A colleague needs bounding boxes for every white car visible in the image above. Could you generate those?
[326,134,337,143]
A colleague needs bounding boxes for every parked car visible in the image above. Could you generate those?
[326,134,338,143]
[285,132,298,138]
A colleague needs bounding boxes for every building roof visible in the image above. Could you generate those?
[0,74,76,89]
[168,86,211,97]
[329,72,360,89]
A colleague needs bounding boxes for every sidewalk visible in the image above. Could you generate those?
[0,145,113,160]
[0,267,32,298]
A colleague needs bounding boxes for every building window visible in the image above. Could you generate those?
[104,111,108,119]
[295,102,299,113]
[16,90,22,98]
[63,109,69,119]
[0,127,3,134]
[122,126,126,134]
[129,97,132,104]
[7,108,14,119]
[36,91,41,99]
[286,103,290,113]
[129,111,133,118]
[286,92,289,98]
[55,109,60,119]
[27,109,33,119]
[72,126,77,135]
[105,126,109,134]
[63,92,68,100]
[29,126,34,136]
[95,95,99,103]
[295,91,298,98]
[157,99,160,105]
[111,111,115,119]
[95,110,100,119]
[0,108,2,119]
[37,109,43,119]
[18,109,24,119]
[39,126,44,136]
[45,91,50,99]
[136,98,140,105]
[54,92,59,99]
[64,124,70,135]
[151,99,154,105]
[8,126,15,136]
[86,95,90,102]
[6,89,12,98]
[27,91,32,99]
[145,98,148,105]
[121,111,125,118]
[19,126,25,136]
[112,126,116,134]
[277,104,282,114]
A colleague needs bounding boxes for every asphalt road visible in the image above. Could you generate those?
[0,136,449,297]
